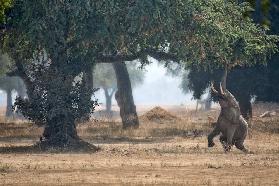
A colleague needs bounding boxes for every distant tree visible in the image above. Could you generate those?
[0,51,26,118]
[113,62,140,128]
[94,62,144,113]
[0,76,26,118]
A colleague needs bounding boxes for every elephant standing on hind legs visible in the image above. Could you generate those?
[208,81,249,153]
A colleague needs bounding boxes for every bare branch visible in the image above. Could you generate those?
[221,65,228,90]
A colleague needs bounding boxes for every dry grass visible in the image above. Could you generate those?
[0,103,278,185]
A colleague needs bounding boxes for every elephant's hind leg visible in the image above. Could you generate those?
[224,125,237,152]
[208,125,220,147]
[235,140,248,153]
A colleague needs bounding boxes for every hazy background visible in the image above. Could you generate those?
[0,61,197,108]
[95,61,195,107]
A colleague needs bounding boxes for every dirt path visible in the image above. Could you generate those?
[1,135,279,186]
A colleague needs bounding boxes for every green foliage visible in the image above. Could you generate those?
[1,1,101,142]
[191,0,279,101]
[0,0,11,23]
[186,0,277,70]
[14,64,98,126]
[2,0,277,70]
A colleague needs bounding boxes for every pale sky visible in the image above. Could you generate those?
[132,62,194,105]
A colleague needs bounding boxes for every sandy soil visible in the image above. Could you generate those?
[0,105,278,185]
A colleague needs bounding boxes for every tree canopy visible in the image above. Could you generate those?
[1,0,277,69]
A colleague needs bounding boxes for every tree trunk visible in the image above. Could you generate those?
[42,115,78,147]
[113,62,139,129]
[104,88,112,112]
[221,65,228,90]
[5,89,13,118]
[41,73,78,147]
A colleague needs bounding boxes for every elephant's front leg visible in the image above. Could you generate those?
[208,124,221,147]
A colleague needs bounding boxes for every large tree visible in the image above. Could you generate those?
[1,1,102,150]
[0,0,276,150]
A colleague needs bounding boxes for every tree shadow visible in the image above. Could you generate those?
[84,128,207,145]
[0,145,42,154]
[0,140,100,154]
[85,136,174,145]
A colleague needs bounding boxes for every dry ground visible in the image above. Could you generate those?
[0,104,278,185]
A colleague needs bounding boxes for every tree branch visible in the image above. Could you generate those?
[221,65,228,90]
[96,49,179,63]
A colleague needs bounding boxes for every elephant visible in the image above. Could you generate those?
[208,82,249,153]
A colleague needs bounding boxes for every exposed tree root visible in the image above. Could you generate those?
[35,137,100,153]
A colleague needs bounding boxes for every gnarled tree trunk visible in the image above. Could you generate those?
[113,62,139,129]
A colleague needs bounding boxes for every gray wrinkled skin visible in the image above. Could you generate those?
[208,84,249,153]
